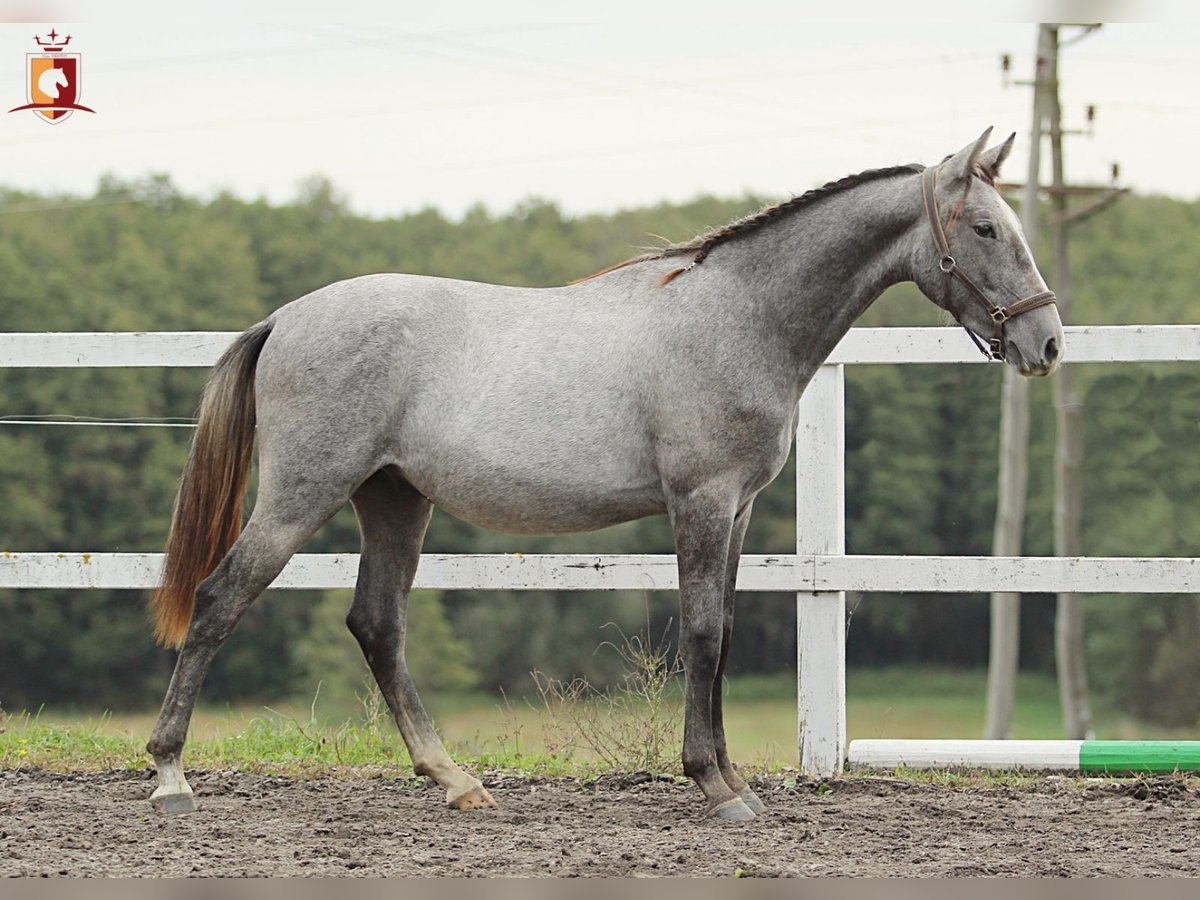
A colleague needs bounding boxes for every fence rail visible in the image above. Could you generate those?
[2,551,1196,592]
[2,325,1197,776]
[1,325,1197,367]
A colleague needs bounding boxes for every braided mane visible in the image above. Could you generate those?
[575,162,925,286]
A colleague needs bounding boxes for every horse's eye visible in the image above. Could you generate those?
[973,223,996,239]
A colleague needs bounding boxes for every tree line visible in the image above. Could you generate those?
[0,174,1195,724]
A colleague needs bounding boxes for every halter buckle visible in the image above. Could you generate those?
[990,306,1010,324]
[989,338,1005,360]
[939,255,956,274]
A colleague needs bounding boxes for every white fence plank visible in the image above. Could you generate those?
[813,554,1200,594]
[827,325,1200,365]
[0,332,238,368]
[2,325,1197,368]
[796,365,847,778]
[2,552,1197,592]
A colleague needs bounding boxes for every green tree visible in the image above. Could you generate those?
[0,178,1195,726]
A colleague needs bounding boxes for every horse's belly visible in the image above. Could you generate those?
[407,465,666,535]
[396,431,665,535]
[439,485,665,534]
[393,348,665,533]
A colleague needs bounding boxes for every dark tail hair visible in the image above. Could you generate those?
[150,320,273,648]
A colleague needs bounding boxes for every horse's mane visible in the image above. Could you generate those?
[573,162,926,286]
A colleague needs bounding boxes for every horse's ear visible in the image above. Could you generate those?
[941,127,994,184]
[977,132,1016,183]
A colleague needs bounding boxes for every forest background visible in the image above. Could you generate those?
[0,173,1196,732]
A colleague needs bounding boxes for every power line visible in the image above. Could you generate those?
[0,415,196,429]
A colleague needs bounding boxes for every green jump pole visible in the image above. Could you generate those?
[1079,741,1200,773]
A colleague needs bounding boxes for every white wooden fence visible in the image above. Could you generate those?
[2,325,1198,776]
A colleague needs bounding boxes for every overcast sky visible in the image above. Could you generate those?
[2,5,1198,219]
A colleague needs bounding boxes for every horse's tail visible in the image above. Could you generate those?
[151,319,273,649]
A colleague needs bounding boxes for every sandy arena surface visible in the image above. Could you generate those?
[2,769,1199,877]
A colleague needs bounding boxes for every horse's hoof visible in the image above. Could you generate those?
[739,788,767,815]
[708,796,756,821]
[150,791,196,816]
[447,785,496,811]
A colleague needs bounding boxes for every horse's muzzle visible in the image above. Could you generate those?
[1010,332,1062,377]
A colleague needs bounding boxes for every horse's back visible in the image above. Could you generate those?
[255,273,669,533]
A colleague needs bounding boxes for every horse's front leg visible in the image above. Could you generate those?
[670,487,756,821]
[711,500,766,814]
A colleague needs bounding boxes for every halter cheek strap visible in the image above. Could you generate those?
[920,166,1057,361]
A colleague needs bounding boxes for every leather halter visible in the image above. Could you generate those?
[920,165,1057,361]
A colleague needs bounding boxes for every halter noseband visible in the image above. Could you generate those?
[920,165,1057,361]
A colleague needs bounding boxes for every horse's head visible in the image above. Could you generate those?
[913,128,1064,376]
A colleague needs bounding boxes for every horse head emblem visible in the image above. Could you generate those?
[8,29,95,124]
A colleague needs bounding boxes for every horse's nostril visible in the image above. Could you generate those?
[1044,336,1060,365]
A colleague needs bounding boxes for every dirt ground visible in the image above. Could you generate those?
[2,768,1199,877]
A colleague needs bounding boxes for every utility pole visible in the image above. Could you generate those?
[983,24,1053,741]
[1048,23,1122,741]
[987,23,1123,741]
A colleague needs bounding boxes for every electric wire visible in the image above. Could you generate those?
[0,414,196,428]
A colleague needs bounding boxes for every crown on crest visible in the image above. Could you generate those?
[33,28,71,52]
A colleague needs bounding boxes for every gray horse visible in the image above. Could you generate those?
[147,128,1062,821]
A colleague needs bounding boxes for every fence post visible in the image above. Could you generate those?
[796,363,846,777]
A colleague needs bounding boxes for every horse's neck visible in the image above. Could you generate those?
[712,173,921,386]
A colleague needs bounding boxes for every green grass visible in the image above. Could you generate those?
[0,707,412,777]
[0,711,149,772]
[3,667,1197,778]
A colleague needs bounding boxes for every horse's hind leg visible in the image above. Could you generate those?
[347,469,494,810]
[147,476,352,814]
